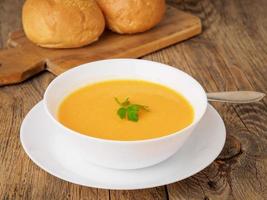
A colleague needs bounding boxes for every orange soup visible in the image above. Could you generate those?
[58,80,194,141]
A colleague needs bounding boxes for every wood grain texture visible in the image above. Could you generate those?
[0,0,266,200]
[0,7,201,86]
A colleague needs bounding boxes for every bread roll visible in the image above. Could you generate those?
[96,0,166,34]
[22,0,105,48]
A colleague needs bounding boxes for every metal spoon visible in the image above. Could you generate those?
[207,91,265,103]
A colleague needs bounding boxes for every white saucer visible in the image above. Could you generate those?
[20,101,226,190]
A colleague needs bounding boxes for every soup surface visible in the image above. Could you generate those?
[58,80,194,141]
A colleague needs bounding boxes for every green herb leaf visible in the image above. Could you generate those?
[115,97,149,122]
[127,109,139,122]
[117,107,127,119]
[127,105,140,112]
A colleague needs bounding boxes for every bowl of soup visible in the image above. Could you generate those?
[44,59,207,169]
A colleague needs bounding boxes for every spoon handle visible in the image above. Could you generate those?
[207,91,265,103]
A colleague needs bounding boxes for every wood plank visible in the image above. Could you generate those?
[0,0,24,48]
[110,187,168,200]
[159,0,267,199]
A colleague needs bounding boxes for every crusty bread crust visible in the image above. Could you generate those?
[96,0,166,34]
[22,0,105,48]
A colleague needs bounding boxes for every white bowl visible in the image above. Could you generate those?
[44,59,207,170]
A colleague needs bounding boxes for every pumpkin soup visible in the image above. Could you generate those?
[58,80,194,141]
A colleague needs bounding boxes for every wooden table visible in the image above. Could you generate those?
[0,0,266,199]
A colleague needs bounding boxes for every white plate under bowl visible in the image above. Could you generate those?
[20,101,226,190]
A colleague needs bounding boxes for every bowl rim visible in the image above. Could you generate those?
[43,58,208,144]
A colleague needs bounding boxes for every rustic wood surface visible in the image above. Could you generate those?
[0,0,266,199]
[0,6,201,86]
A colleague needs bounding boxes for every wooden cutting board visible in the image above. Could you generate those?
[0,6,201,86]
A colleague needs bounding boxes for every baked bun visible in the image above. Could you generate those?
[96,0,166,34]
[22,0,105,48]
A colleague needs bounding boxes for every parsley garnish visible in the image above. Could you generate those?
[115,97,149,122]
